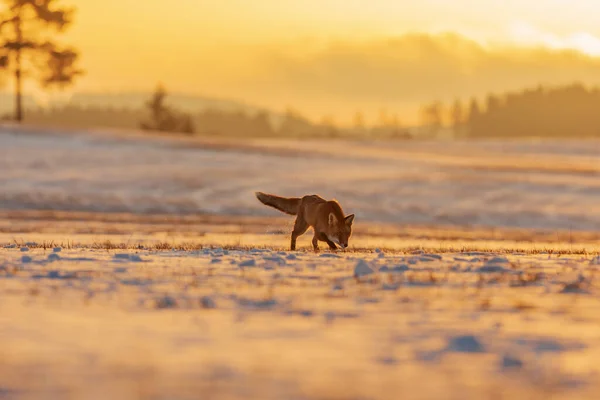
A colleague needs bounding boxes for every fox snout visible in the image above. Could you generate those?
[339,238,349,249]
[327,212,354,251]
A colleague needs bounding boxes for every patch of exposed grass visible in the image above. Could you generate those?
[514,300,537,311]
[1,237,598,257]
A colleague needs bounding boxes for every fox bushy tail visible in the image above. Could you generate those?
[255,192,301,215]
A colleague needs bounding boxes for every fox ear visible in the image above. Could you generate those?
[345,214,355,226]
[328,213,338,226]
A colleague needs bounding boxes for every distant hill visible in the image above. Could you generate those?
[0,90,412,139]
[231,32,600,124]
[0,91,261,115]
[5,32,600,126]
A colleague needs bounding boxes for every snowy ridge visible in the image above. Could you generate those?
[1,128,599,231]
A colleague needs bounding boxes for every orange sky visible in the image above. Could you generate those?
[5,0,600,123]
[66,0,600,89]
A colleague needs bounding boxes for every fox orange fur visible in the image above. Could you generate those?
[255,192,355,251]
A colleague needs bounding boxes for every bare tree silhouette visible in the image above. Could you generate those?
[449,99,465,136]
[420,101,443,135]
[319,114,338,137]
[353,111,366,131]
[0,0,83,122]
[449,99,464,126]
[278,107,314,136]
[466,98,482,133]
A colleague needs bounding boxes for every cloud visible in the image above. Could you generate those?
[508,21,600,56]
[229,32,600,123]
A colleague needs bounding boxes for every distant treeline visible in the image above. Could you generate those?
[15,105,342,137]
[421,83,600,138]
[13,85,412,139]
[7,82,600,139]
[20,105,411,139]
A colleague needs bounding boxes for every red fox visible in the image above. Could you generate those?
[255,192,355,251]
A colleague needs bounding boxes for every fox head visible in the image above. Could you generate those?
[327,213,355,250]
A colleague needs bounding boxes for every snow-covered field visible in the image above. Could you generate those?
[1,243,600,399]
[1,127,599,231]
[1,126,600,399]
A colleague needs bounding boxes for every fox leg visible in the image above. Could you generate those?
[291,217,309,251]
[314,231,337,250]
[311,234,320,252]
[325,238,338,250]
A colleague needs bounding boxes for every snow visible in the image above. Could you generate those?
[200,295,217,309]
[0,244,599,398]
[354,259,374,277]
[447,335,487,353]
[1,128,600,231]
[238,259,256,267]
[47,253,60,262]
[1,127,600,398]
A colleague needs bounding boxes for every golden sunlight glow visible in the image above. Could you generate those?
[5,0,600,123]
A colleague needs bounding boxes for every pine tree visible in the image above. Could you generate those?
[140,84,195,135]
[0,0,83,121]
